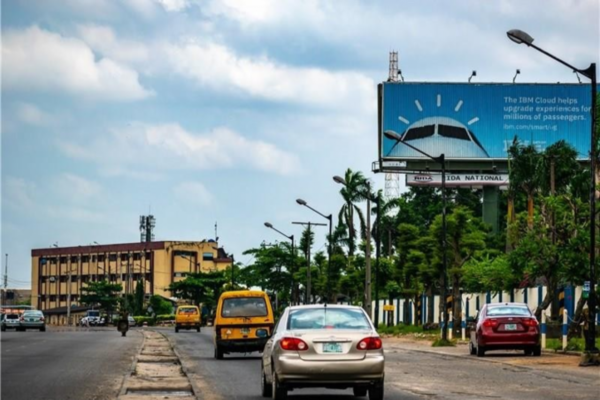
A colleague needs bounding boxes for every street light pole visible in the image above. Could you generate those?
[506,29,598,356]
[383,130,448,340]
[296,199,333,303]
[374,191,382,327]
[265,222,297,304]
[334,176,374,319]
[292,221,327,304]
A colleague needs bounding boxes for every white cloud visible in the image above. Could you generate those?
[3,177,36,210]
[174,181,213,205]
[15,103,55,127]
[58,122,301,175]
[164,40,375,112]
[2,26,153,101]
[123,0,160,19]
[56,174,102,199]
[156,0,190,12]
[77,24,150,66]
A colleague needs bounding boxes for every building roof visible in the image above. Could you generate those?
[41,305,91,315]
[31,241,233,262]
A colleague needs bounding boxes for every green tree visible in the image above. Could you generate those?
[430,206,487,334]
[167,271,227,310]
[148,295,173,316]
[80,280,123,319]
[336,168,368,257]
[509,139,542,228]
[134,279,145,315]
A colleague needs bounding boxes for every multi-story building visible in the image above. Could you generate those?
[31,240,233,317]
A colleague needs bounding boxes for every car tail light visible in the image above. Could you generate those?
[483,319,499,328]
[19,316,24,322]
[357,337,382,350]
[280,337,308,351]
[40,317,45,322]
[522,318,538,327]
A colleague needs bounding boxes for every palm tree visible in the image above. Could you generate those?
[371,190,401,254]
[509,139,542,228]
[336,168,368,257]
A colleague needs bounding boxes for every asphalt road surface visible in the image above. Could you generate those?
[159,327,600,400]
[1,327,143,400]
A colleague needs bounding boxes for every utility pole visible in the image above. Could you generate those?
[292,221,327,304]
[365,186,372,320]
[3,254,7,305]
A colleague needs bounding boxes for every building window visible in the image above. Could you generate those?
[70,256,78,263]
[98,254,105,262]
[60,256,67,264]
[60,276,68,283]
[81,255,90,263]
[59,295,67,302]
[109,254,117,262]
[49,295,57,302]
[133,252,141,261]
[203,252,214,261]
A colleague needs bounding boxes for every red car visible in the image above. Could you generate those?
[469,303,541,357]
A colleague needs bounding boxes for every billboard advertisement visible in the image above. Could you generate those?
[380,83,594,162]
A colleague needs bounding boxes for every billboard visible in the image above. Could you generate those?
[380,83,594,162]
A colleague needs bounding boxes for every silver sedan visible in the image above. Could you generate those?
[261,304,385,400]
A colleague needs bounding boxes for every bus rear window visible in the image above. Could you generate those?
[222,297,267,318]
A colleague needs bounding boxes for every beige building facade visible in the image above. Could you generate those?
[31,240,232,312]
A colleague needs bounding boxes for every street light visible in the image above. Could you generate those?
[334,175,375,320]
[383,130,449,341]
[296,198,333,303]
[506,28,597,357]
[292,221,327,304]
[265,222,297,304]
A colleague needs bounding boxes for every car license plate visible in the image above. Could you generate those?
[505,324,517,331]
[323,343,342,353]
[241,328,250,335]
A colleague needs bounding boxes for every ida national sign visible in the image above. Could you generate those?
[379,82,594,162]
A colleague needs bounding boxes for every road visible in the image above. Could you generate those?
[159,327,600,400]
[1,327,143,400]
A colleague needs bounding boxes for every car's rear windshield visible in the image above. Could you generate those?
[23,311,43,316]
[178,307,198,314]
[288,308,371,330]
[221,297,268,318]
[87,311,100,317]
[5,314,19,320]
[487,306,531,317]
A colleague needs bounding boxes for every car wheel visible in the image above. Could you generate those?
[175,326,179,333]
[368,380,384,400]
[40,327,46,332]
[214,345,224,360]
[353,387,368,397]
[533,345,541,357]
[469,341,476,355]
[1,326,6,332]
[271,371,287,400]
[476,343,486,357]
[197,326,201,333]
[523,348,533,356]
[261,363,272,398]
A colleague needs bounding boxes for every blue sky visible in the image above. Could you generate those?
[2,0,598,288]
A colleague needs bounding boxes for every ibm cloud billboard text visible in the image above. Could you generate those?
[380,83,594,161]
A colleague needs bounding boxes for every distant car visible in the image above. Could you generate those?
[128,316,136,327]
[469,302,540,357]
[1,314,21,331]
[261,304,385,400]
[19,310,46,332]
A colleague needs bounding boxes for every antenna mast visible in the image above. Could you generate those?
[388,51,398,82]
[3,254,7,290]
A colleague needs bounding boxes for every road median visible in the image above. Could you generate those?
[118,329,196,400]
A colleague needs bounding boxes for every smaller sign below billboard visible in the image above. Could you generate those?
[406,173,509,187]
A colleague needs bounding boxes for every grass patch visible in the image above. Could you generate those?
[546,337,600,352]
[431,338,456,347]
[377,324,425,336]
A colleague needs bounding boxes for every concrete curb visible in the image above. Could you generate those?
[160,328,202,400]
[118,330,146,398]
